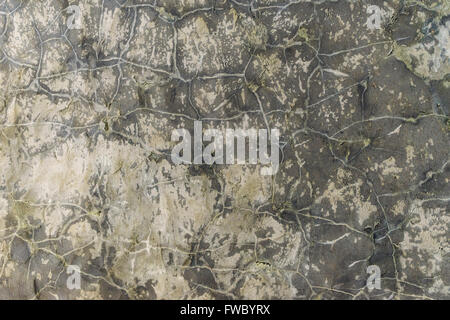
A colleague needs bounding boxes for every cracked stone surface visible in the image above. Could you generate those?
[0,0,449,300]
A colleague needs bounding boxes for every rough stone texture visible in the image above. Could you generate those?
[0,0,448,300]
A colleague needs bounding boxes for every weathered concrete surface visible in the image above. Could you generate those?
[0,0,448,300]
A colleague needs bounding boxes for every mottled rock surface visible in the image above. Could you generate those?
[0,0,448,300]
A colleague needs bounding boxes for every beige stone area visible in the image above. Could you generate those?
[0,0,448,300]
